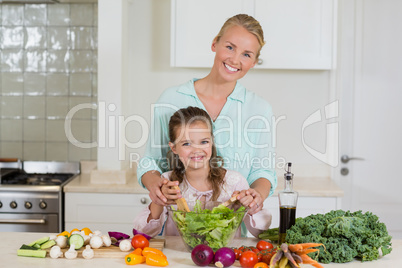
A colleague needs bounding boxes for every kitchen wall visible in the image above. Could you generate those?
[125,0,333,177]
[0,3,97,161]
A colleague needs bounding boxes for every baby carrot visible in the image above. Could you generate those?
[295,248,319,256]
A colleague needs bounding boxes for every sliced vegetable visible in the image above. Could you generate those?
[69,234,85,250]
[191,244,214,266]
[132,228,152,240]
[19,244,40,250]
[27,236,49,247]
[40,239,56,249]
[214,247,236,268]
[17,249,47,258]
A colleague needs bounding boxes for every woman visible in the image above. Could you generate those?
[137,14,277,217]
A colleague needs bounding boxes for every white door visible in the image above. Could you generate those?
[337,0,402,238]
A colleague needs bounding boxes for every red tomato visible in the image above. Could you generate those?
[239,251,258,268]
[241,246,259,254]
[256,240,274,251]
[131,234,149,249]
[233,248,242,260]
[259,248,277,265]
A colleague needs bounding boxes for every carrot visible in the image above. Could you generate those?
[295,248,319,256]
[288,244,303,252]
[311,262,325,268]
[299,254,318,264]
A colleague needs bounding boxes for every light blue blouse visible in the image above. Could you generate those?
[137,79,277,196]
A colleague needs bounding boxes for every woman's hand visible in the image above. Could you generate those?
[142,171,169,206]
[232,189,262,215]
[161,181,182,205]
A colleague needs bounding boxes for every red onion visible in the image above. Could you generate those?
[132,228,153,241]
[214,247,236,268]
[191,244,214,266]
[108,231,130,246]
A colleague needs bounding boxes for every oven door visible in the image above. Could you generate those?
[0,213,58,233]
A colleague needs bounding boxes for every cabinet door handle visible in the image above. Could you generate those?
[140,198,147,204]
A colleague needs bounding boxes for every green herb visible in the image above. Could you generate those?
[285,210,392,263]
[171,200,246,250]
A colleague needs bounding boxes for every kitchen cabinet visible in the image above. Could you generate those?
[246,195,341,237]
[65,192,150,235]
[171,0,337,69]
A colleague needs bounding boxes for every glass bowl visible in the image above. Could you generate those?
[167,200,247,251]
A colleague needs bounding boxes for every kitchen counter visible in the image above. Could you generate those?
[64,173,343,197]
[4,232,399,267]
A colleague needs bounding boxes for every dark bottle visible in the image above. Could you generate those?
[278,162,298,244]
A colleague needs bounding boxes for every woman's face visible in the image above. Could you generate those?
[169,121,213,171]
[211,25,260,82]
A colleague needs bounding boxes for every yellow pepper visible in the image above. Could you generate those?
[142,247,167,259]
[125,253,145,265]
[146,253,169,267]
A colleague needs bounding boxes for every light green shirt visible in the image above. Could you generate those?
[137,79,277,197]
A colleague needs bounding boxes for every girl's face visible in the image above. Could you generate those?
[169,121,213,171]
[211,25,260,82]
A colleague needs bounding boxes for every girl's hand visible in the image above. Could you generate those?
[161,180,181,204]
[232,190,254,208]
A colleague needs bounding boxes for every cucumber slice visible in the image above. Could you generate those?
[31,244,41,249]
[40,240,56,249]
[20,244,39,250]
[69,234,85,250]
[17,249,47,258]
[28,236,49,247]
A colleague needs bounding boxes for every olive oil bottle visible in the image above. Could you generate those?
[278,163,298,244]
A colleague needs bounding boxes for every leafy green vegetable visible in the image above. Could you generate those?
[170,200,246,250]
[258,227,279,242]
[286,210,392,263]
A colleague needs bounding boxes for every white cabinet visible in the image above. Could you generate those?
[171,0,337,70]
[246,196,341,237]
[65,192,150,235]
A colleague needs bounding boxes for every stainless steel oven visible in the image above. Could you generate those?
[0,160,79,233]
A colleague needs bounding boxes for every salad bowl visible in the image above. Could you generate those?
[167,200,247,251]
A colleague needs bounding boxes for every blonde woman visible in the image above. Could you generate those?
[137,14,277,228]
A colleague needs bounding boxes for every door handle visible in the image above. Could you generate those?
[0,218,46,224]
[340,155,365,164]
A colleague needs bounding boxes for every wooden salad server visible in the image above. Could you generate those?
[172,186,190,212]
[221,194,239,207]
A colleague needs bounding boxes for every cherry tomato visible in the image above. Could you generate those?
[131,234,149,249]
[259,248,277,265]
[241,246,259,254]
[254,262,269,268]
[239,251,258,268]
[232,248,242,260]
[256,240,274,251]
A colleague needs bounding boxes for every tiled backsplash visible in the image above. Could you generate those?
[0,3,98,161]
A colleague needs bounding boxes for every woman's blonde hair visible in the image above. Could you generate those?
[214,14,265,60]
[167,106,225,201]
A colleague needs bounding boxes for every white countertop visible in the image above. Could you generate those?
[3,232,400,267]
[64,173,343,197]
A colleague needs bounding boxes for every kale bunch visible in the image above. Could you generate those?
[286,210,392,263]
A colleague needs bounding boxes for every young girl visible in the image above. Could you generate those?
[133,106,272,237]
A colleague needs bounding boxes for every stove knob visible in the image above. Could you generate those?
[25,201,32,209]
[10,201,17,209]
[39,201,47,209]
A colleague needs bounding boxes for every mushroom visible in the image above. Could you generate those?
[93,230,102,236]
[89,235,103,249]
[119,239,132,252]
[55,235,68,249]
[80,231,91,245]
[49,245,63,259]
[82,245,94,259]
[49,235,57,241]
[65,244,78,259]
[101,234,112,247]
